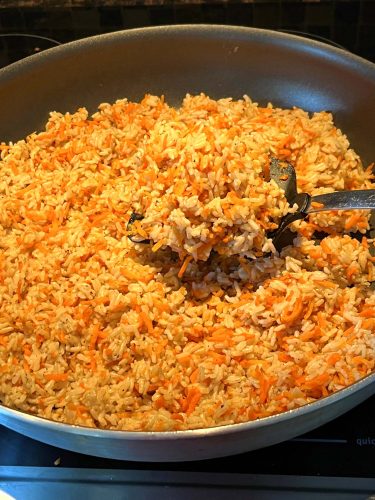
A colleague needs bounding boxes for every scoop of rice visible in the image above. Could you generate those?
[121,94,295,260]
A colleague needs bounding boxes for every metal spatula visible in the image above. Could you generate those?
[269,158,375,251]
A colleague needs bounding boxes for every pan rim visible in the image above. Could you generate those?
[1,372,374,440]
[0,24,374,81]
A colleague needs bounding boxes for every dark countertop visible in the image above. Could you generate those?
[0,0,374,63]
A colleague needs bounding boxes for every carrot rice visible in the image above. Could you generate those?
[0,93,374,432]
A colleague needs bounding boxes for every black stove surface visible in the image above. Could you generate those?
[0,33,61,68]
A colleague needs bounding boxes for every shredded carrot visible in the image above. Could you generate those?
[184,387,201,415]
[303,373,330,389]
[0,336,8,347]
[361,236,369,249]
[154,396,166,409]
[151,239,166,252]
[317,312,327,329]
[345,213,361,231]
[346,263,358,280]
[351,356,373,368]
[23,344,32,357]
[300,327,321,342]
[207,351,226,365]
[15,183,36,198]
[304,300,315,320]
[190,368,200,384]
[171,413,184,422]
[278,148,291,156]
[259,375,273,404]
[360,308,375,318]
[362,318,374,330]
[278,352,292,362]
[279,134,294,148]
[139,311,154,334]
[132,220,148,239]
[314,279,337,289]
[45,373,68,382]
[280,296,303,324]
[327,353,341,365]
[90,211,111,227]
[89,351,97,371]
[309,248,321,260]
[207,327,233,342]
[177,354,192,367]
[320,239,332,254]
[343,325,355,337]
[120,267,153,283]
[83,296,110,306]
[311,201,325,209]
[262,159,270,181]
[178,255,193,278]
[174,180,186,196]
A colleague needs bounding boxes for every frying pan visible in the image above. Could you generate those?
[0,25,374,462]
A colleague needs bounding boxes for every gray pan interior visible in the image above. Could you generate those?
[1,25,375,164]
[0,25,374,462]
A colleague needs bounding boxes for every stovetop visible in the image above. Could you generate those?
[0,29,374,499]
[0,396,374,499]
[1,396,374,476]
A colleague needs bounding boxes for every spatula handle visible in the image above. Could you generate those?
[307,190,375,213]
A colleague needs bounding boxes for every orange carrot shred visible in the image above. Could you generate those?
[151,239,166,253]
[178,255,193,278]
[45,373,68,381]
[311,201,325,209]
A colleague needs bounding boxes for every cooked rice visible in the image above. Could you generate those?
[0,93,374,432]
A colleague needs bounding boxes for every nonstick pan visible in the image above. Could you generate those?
[0,25,374,462]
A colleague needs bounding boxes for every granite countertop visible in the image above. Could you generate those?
[0,0,373,64]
